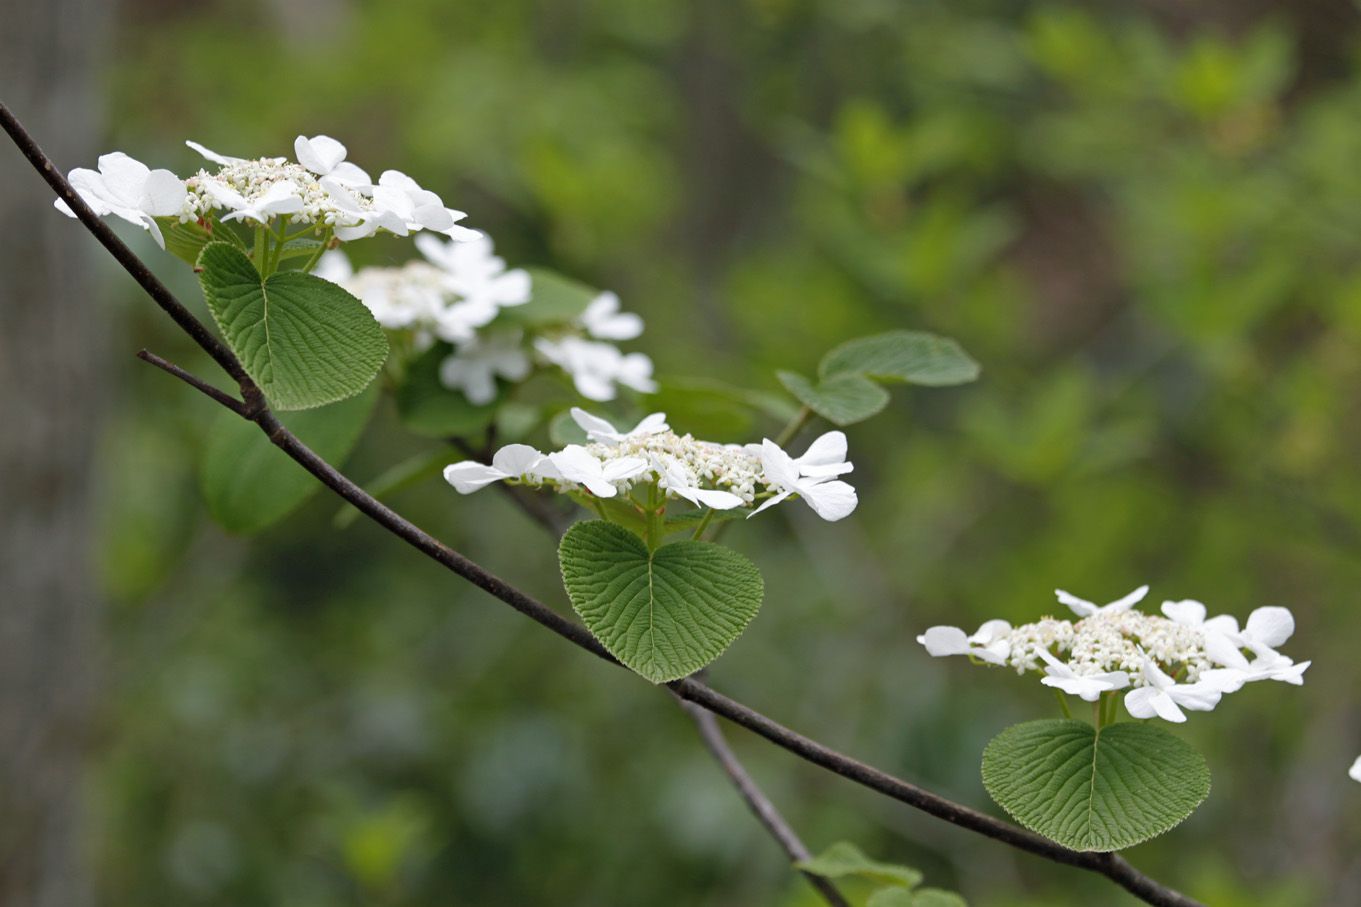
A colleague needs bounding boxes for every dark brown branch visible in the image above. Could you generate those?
[680,699,851,907]
[0,99,1201,907]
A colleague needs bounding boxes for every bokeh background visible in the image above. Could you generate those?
[4,0,1361,904]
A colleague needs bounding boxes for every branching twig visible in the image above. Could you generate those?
[0,99,1202,907]
[680,698,851,907]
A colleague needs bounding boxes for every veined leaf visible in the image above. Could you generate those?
[819,330,979,386]
[981,719,1210,852]
[796,842,923,888]
[197,242,388,411]
[558,520,763,683]
[778,370,890,426]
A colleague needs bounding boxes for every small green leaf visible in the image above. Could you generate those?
[200,384,378,533]
[865,889,916,907]
[501,267,597,326]
[819,331,980,386]
[981,719,1210,852]
[395,345,498,438]
[197,242,388,411]
[158,217,214,265]
[558,521,763,683]
[778,370,890,426]
[908,890,968,907]
[795,842,923,888]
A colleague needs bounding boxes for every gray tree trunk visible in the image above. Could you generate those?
[0,3,109,905]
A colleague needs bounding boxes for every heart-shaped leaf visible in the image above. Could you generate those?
[197,242,388,411]
[200,383,378,533]
[981,719,1210,852]
[820,331,979,386]
[778,370,890,426]
[558,520,763,683]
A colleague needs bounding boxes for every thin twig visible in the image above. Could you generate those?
[135,349,248,415]
[680,698,851,907]
[0,99,1202,907]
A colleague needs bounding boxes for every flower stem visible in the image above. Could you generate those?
[1054,690,1072,721]
[773,405,814,448]
[692,507,716,540]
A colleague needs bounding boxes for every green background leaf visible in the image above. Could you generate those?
[865,889,916,907]
[197,242,389,411]
[394,345,499,438]
[795,842,923,888]
[981,719,1210,852]
[778,370,890,426]
[904,889,968,907]
[558,521,763,683]
[819,331,980,386]
[200,384,379,533]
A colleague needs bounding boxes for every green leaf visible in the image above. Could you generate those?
[197,242,389,411]
[661,506,748,536]
[778,370,890,426]
[557,521,763,683]
[906,890,968,907]
[501,267,597,326]
[394,345,498,439]
[200,384,378,533]
[819,331,980,386]
[795,842,923,888]
[865,889,916,907]
[332,445,452,530]
[158,217,214,265]
[981,719,1210,852]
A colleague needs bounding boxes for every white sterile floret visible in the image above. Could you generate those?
[534,336,657,401]
[916,620,1012,665]
[416,234,531,310]
[376,170,479,240]
[1037,649,1129,702]
[580,291,644,341]
[444,444,551,494]
[548,446,648,498]
[55,152,186,248]
[1123,655,1224,724]
[654,455,745,510]
[1055,584,1149,618]
[749,433,857,522]
[916,587,1308,723]
[204,177,304,225]
[1350,756,1361,784]
[294,134,371,187]
[569,408,669,445]
[438,332,532,405]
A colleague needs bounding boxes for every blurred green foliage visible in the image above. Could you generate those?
[90,0,1361,904]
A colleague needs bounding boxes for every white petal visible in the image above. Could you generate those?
[139,169,187,217]
[1197,668,1247,694]
[1204,633,1250,670]
[1203,614,1241,637]
[759,439,801,489]
[1123,687,1160,720]
[1149,691,1188,723]
[690,488,745,510]
[800,479,857,521]
[1168,682,1222,713]
[1160,599,1206,626]
[969,619,1012,645]
[796,431,848,469]
[491,444,546,478]
[312,250,353,284]
[630,412,669,436]
[916,626,971,657]
[602,456,648,482]
[570,407,621,443]
[1349,756,1361,783]
[97,152,151,205]
[1106,584,1150,613]
[1244,606,1295,649]
[1055,589,1098,618]
[328,160,372,187]
[494,270,533,306]
[443,462,508,494]
[746,490,792,519]
[185,140,242,165]
[295,134,347,174]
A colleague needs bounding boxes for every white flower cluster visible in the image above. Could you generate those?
[443,408,858,522]
[55,134,475,248]
[918,585,1310,723]
[317,239,655,406]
